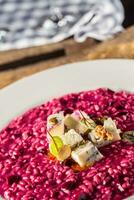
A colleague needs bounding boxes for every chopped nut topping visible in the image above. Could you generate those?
[95,125,113,140]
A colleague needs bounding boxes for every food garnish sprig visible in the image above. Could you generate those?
[122,131,134,143]
[79,110,96,129]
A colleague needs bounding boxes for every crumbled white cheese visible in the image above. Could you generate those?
[61,129,83,148]
[71,141,103,167]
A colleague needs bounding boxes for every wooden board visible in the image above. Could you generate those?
[0,26,134,89]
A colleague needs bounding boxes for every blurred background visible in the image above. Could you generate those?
[121,0,134,27]
[0,0,133,89]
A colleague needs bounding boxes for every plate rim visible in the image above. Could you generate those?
[0,58,134,131]
[0,58,134,94]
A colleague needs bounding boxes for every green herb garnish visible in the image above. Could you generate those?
[122,131,134,143]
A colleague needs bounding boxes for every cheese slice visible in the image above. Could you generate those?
[47,112,64,130]
[47,123,64,140]
[104,118,121,141]
[61,129,83,148]
[71,142,103,167]
[47,112,64,141]
[64,115,88,134]
[89,130,110,147]
[89,118,121,147]
[72,110,96,130]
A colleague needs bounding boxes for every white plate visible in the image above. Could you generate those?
[0,59,134,131]
[0,59,134,200]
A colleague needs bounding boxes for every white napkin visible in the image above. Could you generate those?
[0,0,124,51]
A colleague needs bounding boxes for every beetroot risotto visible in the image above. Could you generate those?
[0,88,134,200]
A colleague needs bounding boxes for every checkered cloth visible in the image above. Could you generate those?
[0,0,124,51]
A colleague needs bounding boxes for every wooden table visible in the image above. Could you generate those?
[0,25,134,89]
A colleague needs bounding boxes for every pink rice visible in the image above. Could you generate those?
[0,88,134,200]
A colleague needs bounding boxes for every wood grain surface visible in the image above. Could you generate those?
[0,26,134,89]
